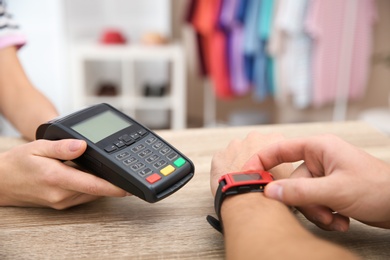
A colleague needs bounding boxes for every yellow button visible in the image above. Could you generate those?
[160,165,175,176]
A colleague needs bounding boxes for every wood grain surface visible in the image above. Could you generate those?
[0,121,389,259]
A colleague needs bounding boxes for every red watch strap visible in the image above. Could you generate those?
[206,171,273,234]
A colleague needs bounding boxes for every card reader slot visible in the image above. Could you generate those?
[156,173,194,200]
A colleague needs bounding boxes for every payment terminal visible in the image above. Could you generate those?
[36,103,195,203]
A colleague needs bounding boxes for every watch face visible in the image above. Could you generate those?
[220,170,273,193]
[232,173,262,182]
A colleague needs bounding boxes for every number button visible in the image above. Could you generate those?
[145,136,157,145]
[131,162,145,171]
[152,141,164,150]
[138,148,152,158]
[153,159,167,169]
[131,144,145,153]
[146,154,159,163]
[123,157,138,166]
[167,152,178,161]
[159,146,171,155]
[139,168,152,177]
[116,151,130,160]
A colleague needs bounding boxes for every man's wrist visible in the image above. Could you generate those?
[221,192,297,238]
[221,192,275,219]
[221,193,360,260]
[207,171,274,233]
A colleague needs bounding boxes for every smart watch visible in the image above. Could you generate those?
[206,170,274,233]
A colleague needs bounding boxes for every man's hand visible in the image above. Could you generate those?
[210,131,293,196]
[243,134,390,230]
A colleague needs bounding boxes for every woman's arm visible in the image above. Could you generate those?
[0,46,58,140]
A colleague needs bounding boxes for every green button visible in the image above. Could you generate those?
[174,157,186,167]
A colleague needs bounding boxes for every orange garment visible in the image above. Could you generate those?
[208,31,233,99]
[191,0,218,35]
[190,0,234,99]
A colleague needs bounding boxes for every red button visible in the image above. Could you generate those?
[146,173,161,184]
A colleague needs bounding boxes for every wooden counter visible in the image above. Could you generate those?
[0,121,389,259]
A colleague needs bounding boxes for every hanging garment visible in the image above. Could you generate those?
[347,0,377,100]
[186,0,212,76]
[219,0,250,96]
[253,0,275,101]
[235,0,249,24]
[190,0,234,99]
[269,0,312,108]
[306,0,377,107]
[268,0,289,104]
[242,0,275,102]
[185,0,208,76]
[243,0,262,84]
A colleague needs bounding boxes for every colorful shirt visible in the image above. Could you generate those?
[306,0,377,107]
[219,0,250,96]
[190,0,234,99]
[0,1,26,50]
[270,0,312,108]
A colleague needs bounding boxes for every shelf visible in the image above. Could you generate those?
[70,42,187,129]
[84,96,173,110]
[72,43,184,61]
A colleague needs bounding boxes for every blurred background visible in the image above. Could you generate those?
[1,0,390,135]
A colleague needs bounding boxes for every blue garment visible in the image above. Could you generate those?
[253,0,275,101]
[258,0,275,39]
[253,40,267,100]
[235,0,249,24]
[243,0,262,83]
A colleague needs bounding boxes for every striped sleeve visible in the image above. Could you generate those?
[0,1,26,49]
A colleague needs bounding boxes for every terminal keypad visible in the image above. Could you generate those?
[111,131,187,184]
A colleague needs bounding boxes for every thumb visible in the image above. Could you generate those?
[264,178,333,207]
[34,139,87,161]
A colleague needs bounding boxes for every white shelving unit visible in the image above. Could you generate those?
[71,43,187,129]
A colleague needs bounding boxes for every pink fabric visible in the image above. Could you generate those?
[306,0,377,107]
[0,34,26,50]
[349,0,377,100]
